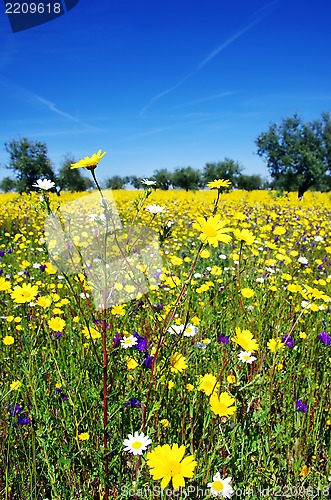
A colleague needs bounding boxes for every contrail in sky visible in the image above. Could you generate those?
[138,1,278,117]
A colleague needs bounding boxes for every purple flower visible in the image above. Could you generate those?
[142,355,154,369]
[55,331,63,338]
[218,334,230,345]
[296,399,308,413]
[124,397,140,408]
[318,331,331,346]
[8,403,22,416]
[282,334,294,348]
[133,332,148,351]
[113,332,121,348]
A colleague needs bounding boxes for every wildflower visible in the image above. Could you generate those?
[240,288,255,298]
[296,399,308,413]
[209,392,236,417]
[298,257,308,265]
[10,381,22,391]
[32,179,55,190]
[146,443,197,490]
[126,357,139,370]
[11,283,38,304]
[170,352,188,373]
[111,304,126,316]
[227,375,236,384]
[160,418,170,427]
[141,178,156,186]
[233,228,255,246]
[124,397,140,408]
[142,354,154,369]
[133,331,148,351]
[318,331,331,346]
[48,317,66,332]
[123,431,152,456]
[207,472,234,498]
[238,351,257,364]
[207,179,232,189]
[282,334,295,348]
[121,335,138,349]
[71,150,106,170]
[299,465,309,477]
[3,336,14,345]
[198,374,219,396]
[232,327,259,352]
[267,337,285,353]
[146,204,165,214]
[193,215,232,247]
[78,432,90,441]
[0,277,12,292]
[218,334,230,344]
[83,326,101,340]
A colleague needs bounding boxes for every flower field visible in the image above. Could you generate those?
[1,184,331,499]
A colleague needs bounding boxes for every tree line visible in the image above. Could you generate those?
[1,112,331,197]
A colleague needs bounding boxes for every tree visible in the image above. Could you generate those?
[152,168,173,190]
[127,175,143,189]
[255,113,331,198]
[57,154,93,192]
[236,174,263,191]
[104,175,127,190]
[0,176,17,193]
[172,166,202,191]
[5,137,55,193]
[203,159,243,188]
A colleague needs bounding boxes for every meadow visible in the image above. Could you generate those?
[1,182,331,499]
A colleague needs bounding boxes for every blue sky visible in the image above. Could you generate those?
[1,0,331,183]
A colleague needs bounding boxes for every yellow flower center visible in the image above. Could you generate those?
[167,460,182,475]
[212,480,224,492]
[203,225,217,237]
[243,355,251,361]
[132,440,143,449]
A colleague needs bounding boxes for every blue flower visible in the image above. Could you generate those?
[296,399,308,413]
[218,334,230,345]
[124,397,140,408]
[282,334,294,348]
[318,331,331,346]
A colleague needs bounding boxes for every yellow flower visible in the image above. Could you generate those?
[11,283,38,304]
[78,432,89,441]
[83,326,101,340]
[71,150,106,170]
[36,296,51,308]
[198,374,219,396]
[126,357,139,370]
[146,443,197,490]
[267,337,284,353]
[240,288,255,298]
[186,383,194,392]
[227,375,236,384]
[232,327,259,352]
[0,277,11,292]
[170,352,188,373]
[168,380,175,389]
[48,317,66,332]
[209,392,236,417]
[3,336,14,345]
[299,465,309,477]
[160,418,170,428]
[207,179,232,189]
[111,304,126,316]
[10,380,22,391]
[233,228,255,246]
[193,215,233,247]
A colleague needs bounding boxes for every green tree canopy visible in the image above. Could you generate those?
[236,174,263,191]
[104,175,127,190]
[172,166,202,191]
[152,168,173,190]
[0,176,17,193]
[57,154,93,192]
[203,159,243,188]
[255,113,331,197]
[5,137,55,193]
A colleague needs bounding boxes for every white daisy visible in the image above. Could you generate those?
[141,178,156,186]
[123,431,152,455]
[207,472,234,498]
[238,351,257,364]
[298,256,308,265]
[183,323,198,337]
[120,335,138,349]
[146,204,164,214]
[32,179,55,191]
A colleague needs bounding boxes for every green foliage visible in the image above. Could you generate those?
[127,175,143,189]
[152,168,173,190]
[172,166,202,191]
[256,113,331,197]
[203,159,243,188]
[5,137,56,194]
[104,175,128,190]
[57,154,94,192]
[0,176,17,193]
[236,174,264,191]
